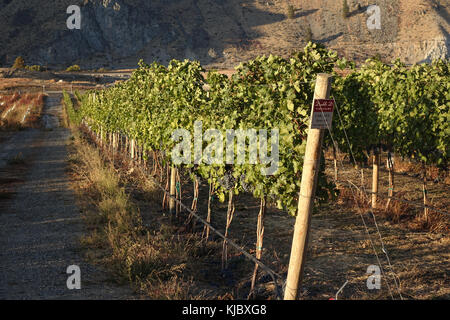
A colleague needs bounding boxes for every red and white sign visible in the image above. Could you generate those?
[310,99,335,129]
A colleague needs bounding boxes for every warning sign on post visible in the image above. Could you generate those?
[310,99,335,129]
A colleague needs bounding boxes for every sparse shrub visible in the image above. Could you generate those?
[343,0,350,18]
[25,65,44,72]
[305,26,313,42]
[207,48,218,59]
[12,56,25,69]
[287,5,295,19]
[66,64,81,72]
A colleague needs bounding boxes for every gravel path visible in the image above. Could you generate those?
[0,94,135,299]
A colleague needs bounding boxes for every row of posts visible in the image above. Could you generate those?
[82,74,379,300]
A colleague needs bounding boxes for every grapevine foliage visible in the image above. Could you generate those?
[76,42,449,216]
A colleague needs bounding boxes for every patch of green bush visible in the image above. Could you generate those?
[66,65,81,72]
[25,65,44,72]
[63,90,81,125]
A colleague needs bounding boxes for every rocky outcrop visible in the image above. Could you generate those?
[31,0,199,67]
[393,38,449,64]
[0,0,448,69]
[421,38,449,63]
[2,0,226,68]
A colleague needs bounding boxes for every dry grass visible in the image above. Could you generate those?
[394,158,448,183]
[324,148,449,234]
[0,92,45,129]
[67,131,215,299]
[64,121,449,300]
[0,76,95,92]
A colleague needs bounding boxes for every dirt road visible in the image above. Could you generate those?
[0,94,135,299]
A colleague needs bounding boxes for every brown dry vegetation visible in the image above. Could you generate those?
[67,131,226,299]
[0,91,42,217]
[323,149,449,234]
[0,92,45,129]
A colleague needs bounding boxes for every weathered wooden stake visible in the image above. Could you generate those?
[422,163,429,220]
[169,166,177,216]
[203,181,214,241]
[332,144,338,181]
[176,170,182,217]
[130,139,135,160]
[284,73,332,300]
[188,177,199,232]
[360,167,365,200]
[162,164,170,209]
[113,133,117,154]
[100,127,103,148]
[385,152,394,210]
[222,189,235,270]
[371,151,380,209]
[249,197,266,299]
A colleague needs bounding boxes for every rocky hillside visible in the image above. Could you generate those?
[0,0,448,69]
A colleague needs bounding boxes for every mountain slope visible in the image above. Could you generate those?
[0,0,448,68]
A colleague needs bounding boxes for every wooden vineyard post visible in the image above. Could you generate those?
[100,126,103,148]
[385,151,394,211]
[222,189,235,270]
[360,168,365,200]
[203,181,214,241]
[111,132,116,158]
[162,165,170,209]
[284,73,332,300]
[371,150,380,209]
[422,163,429,220]
[176,170,182,217]
[169,166,177,216]
[332,144,338,181]
[138,144,142,165]
[188,176,199,232]
[249,197,266,299]
[130,139,135,160]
